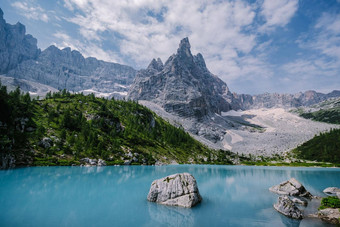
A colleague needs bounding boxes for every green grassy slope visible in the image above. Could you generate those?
[0,83,233,166]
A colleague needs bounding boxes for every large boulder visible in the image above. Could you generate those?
[147,173,202,208]
[323,187,340,197]
[318,208,340,225]
[274,195,303,219]
[269,178,312,198]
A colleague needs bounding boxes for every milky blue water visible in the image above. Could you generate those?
[1,165,339,227]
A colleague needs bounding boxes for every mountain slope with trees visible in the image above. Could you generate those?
[0,82,233,168]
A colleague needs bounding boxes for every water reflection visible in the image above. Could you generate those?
[147,203,194,227]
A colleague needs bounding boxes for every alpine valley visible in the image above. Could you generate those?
[0,8,339,169]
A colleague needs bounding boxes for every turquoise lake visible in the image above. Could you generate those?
[1,165,339,227]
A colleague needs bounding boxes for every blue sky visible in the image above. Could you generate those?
[1,0,340,94]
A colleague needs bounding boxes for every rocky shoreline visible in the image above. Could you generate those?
[270,178,340,225]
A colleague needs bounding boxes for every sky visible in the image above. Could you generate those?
[1,0,340,94]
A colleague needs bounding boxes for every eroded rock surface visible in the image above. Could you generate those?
[318,208,340,225]
[147,173,202,208]
[274,195,303,219]
[269,178,313,198]
[323,187,340,197]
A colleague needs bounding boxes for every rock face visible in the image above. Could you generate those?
[0,8,40,74]
[269,178,313,198]
[323,187,340,197]
[233,90,340,110]
[318,208,340,225]
[128,38,235,119]
[0,8,136,98]
[7,45,136,98]
[274,195,303,219]
[147,173,202,208]
[0,153,16,169]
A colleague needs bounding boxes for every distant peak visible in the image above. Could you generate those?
[0,8,3,19]
[177,37,192,58]
[147,58,164,71]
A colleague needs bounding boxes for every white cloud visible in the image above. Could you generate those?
[260,0,298,32]
[12,1,49,22]
[53,31,123,63]
[61,0,268,83]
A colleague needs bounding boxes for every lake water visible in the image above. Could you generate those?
[0,165,339,227]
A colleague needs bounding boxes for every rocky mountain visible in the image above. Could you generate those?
[7,45,136,98]
[234,90,340,110]
[128,38,236,119]
[0,8,136,98]
[0,8,40,74]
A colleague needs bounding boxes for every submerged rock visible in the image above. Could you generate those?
[269,178,312,198]
[318,208,340,225]
[323,187,340,197]
[147,173,202,208]
[274,195,303,219]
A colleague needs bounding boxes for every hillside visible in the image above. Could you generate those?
[295,98,340,125]
[293,128,340,163]
[0,82,233,169]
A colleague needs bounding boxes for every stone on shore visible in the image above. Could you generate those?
[147,173,202,208]
[269,178,312,198]
[318,208,340,225]
[274,195,303,219]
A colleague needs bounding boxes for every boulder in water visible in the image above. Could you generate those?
[269,178,312,198]
[323,187,340,197]
[274,195,303,219]
[147,173,202,208]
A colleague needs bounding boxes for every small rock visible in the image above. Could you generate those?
[38,137,53,149]
[318,208,340,225]
[274,195,303,219]
[269,178,312,198]
[292,197,308,206]
[97,159,106,166]
[124,160,132,165]
[147,173,202,208]
[323,187,340,196]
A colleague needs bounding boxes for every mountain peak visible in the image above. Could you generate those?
[177,37,192,58]
[0,8,4,19]
[147,58,163,71]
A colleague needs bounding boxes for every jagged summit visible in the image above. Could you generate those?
[147,58,163,71]
[0,8,40,74]
[128,37,234,119]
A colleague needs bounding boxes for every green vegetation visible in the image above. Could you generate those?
[292,128,340,163]
[0,82,233,166]
[300,108,340,124]
[294,98,340,125]
[319,196,340,210]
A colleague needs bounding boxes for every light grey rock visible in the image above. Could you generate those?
[291,197,308,206]
[124,160,132,165]
[97,159,106,166]
[269,178,313,198]
[318,208,340,225]
[323,187,340,196]
[274,195,303,219]
[337,192,340,199]
[38,137,53,149]
[147,173,202,208]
